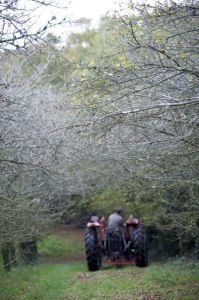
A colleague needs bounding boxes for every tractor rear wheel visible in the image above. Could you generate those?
[84,228,101,271]
[131,225,148,267]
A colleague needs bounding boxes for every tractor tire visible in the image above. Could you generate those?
[84,228,101,271]
[131,224,148,267]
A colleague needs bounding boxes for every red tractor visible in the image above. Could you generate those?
[84,216,148,271]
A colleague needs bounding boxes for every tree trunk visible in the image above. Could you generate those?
[20,240,38,264]
[1,243,16,271]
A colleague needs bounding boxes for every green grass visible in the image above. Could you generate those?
[38,234,84,258]
[1,259,198,300]
[0,263,84,300]
[0,229,199,300]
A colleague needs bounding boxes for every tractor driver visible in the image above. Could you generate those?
[107,208,124,228]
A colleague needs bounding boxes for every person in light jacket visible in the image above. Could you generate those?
[107,208,124,228]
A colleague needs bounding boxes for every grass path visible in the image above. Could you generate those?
[0,226,199,300]
[38,225,85,263]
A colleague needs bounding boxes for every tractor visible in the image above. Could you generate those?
[84,216,148,271]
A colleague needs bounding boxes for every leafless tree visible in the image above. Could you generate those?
[0,52,103,254]
[57,1,199,255]
[66,0,199,188]
[1,0,199,265]
[0,0,69,51]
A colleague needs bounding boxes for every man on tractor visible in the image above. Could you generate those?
[106,208,125,259]
[84,208,148,271]
[107,208,124,228]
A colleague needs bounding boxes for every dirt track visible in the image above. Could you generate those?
[51,224,84,240]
